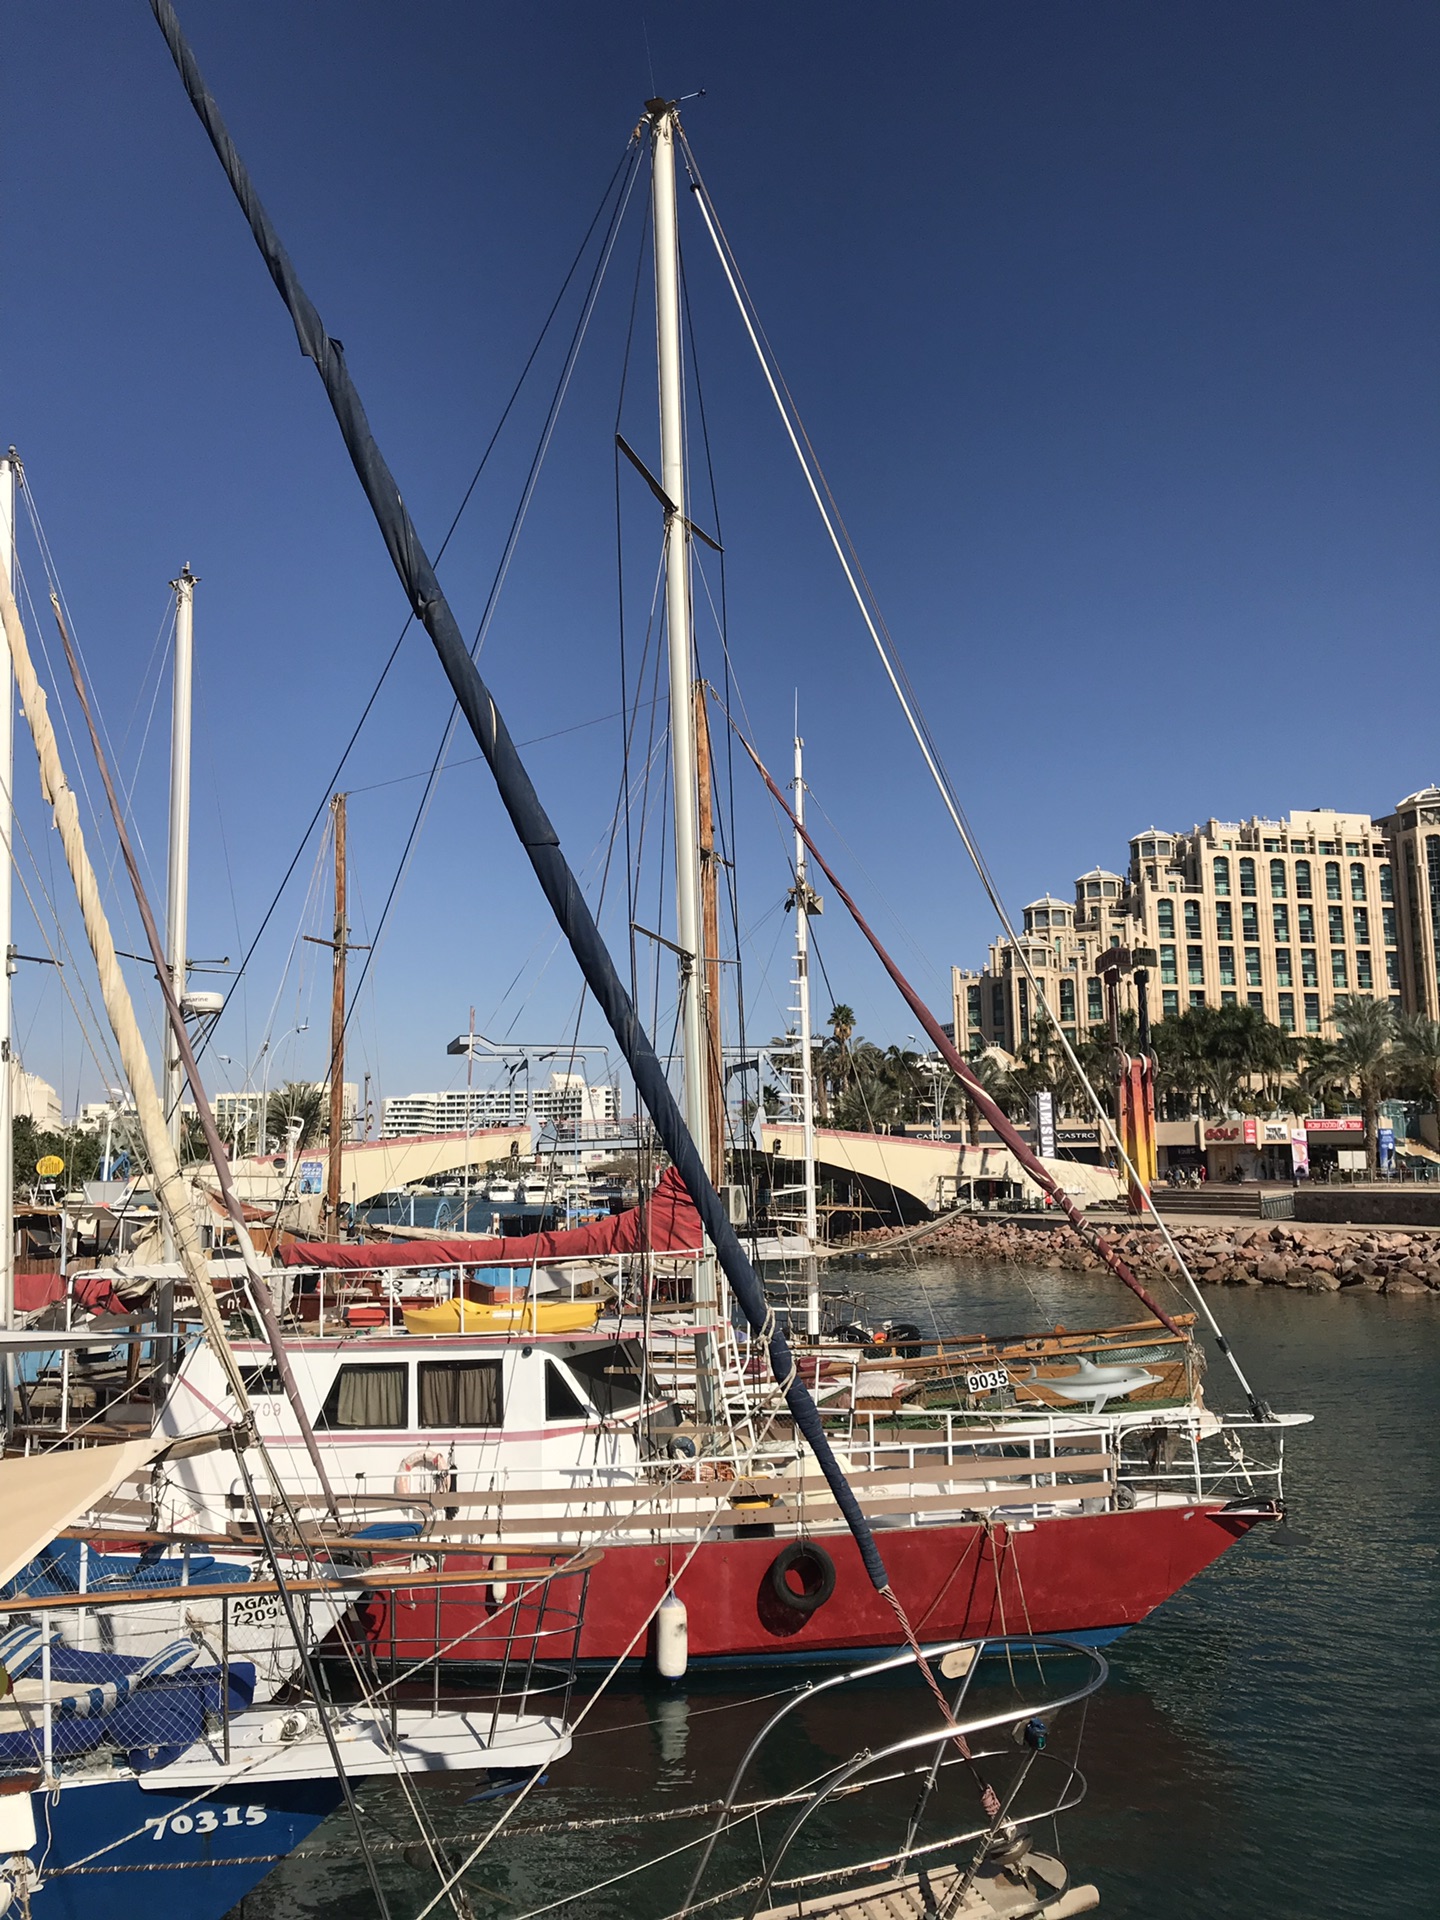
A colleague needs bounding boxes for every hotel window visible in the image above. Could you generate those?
[1190,990,1206,1009]
[1221,991,1238,1007]
[1157,900,1175,937]
[1304,993,1321,1034]
[1383,908,1397,946]
[1140,840,1155,857]
[1018,979,1030,1044]
[1160,944,1178,985]
[1187,946,1205,985]
[1350,863,1367,900]
[1184,900,1202,938]
[1356,951,1373,990]
[1332,951,1348,989]
[1380,863,1393,902]
[1213,857,1230,896]
[1270,860,1287,897]
[1162,990,1179,1018]
[1087,980,1103,1022]
[1302,949,1319,987]
[991,981,1006,1027]
[1319,840,1338,855]
[1218,946,1236,986]
[1087,882,1101,898]
[1325,862,1341,900]
[1273,904,1290,940]
[1346,842,1361,857]
[1263,838,1282,852]
[1059,979,1076,1023]
[1242,903,1259,942]
[1248,992,1265,1011]
[1276,948,1293,986]
[1387,952,1401,990]
[1353,907,1369,944]
[1427,838,1440,983]
[1298,904,1315,942]
[1245,947,1262,986]
[1239,858,1256,896]
[1295,860,1312,898]
[1328,906,1345,944]
[966,985,982,1033]
[1215,901,1233,938]
[1278,992,1295,1031]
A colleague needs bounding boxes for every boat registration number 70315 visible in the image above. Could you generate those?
[965,1366,1010,1394]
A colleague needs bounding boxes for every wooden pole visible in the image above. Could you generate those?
[325,793,348,1225]
[693,684,725,1181]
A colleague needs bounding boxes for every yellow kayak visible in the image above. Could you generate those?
[401,1298,602,1336]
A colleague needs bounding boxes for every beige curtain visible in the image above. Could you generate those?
[418,1362,502,1428]
[323,1364,407,1429]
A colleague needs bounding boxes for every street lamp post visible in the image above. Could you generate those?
[254,1021,309,1156]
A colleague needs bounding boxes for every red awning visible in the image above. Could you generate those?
[279,1165,704,1270]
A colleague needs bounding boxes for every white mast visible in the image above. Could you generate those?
[649,99,719,1417]
[164,565,196,1157]
[0,452,15,1342]
[793,729,821,1335]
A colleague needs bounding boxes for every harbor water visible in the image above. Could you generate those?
[243,1258,1439,1920]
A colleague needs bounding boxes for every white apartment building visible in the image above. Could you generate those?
[382,1071,620,1138]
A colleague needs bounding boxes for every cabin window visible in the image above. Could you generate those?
[320,1363,407,1430]
[417,1361,503,1428]
[239,1364,285,1398]
[563,1342,646,1417]
[545,1362,590,1421]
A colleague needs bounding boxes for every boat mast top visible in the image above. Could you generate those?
[164,564,197,1168]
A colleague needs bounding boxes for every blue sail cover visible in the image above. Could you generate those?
[148,0,890,1592]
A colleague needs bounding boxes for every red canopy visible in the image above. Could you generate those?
[279,1166,704,1270]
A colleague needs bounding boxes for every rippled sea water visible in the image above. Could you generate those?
[243,1259,1440,1920]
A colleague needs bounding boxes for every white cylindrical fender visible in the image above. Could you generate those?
[655,1590,688,1679]
[489,1554,509,1605]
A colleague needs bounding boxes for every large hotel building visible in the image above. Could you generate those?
[952,790,1440,1054]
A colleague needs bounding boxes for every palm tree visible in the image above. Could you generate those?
[1394,1014,1440,1117]
[263,1081,327,1153]
[1329,996,1397,1173]
[960,1050,1008,1144]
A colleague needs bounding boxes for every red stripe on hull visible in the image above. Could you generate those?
[364,1503,1258,1667]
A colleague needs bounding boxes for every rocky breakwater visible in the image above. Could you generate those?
[852,1213,1440,1296]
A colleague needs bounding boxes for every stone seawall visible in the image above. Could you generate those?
[851,1213,1440,1294]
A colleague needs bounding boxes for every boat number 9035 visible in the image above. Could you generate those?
[965,1367,1009,1394]
[144,1807,267,1839]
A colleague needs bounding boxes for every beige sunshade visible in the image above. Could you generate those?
[0,1439,163,1589]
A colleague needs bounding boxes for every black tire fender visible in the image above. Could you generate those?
[768,1540,837,1616]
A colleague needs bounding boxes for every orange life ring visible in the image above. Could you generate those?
[394,1449,448,1498]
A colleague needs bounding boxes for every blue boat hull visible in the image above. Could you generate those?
[29,1776,343,1920]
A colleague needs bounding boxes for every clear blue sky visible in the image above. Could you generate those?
[2,2,1436,1122]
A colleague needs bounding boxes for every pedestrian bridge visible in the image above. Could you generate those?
[232,1129,524,1208]
[760,1123,1121,1220]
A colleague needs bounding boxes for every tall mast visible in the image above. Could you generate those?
[324,793,348,1228]
[693,683,725,1179]
[164,564,197,1169]
[792,729,820,1335]
[0,452,15,1342]
[649,98,719,1417]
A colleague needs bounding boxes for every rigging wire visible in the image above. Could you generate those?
[175,136,643,1082]
[678,130,1262,1406]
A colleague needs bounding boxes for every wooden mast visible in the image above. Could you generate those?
[324,793,348,1225]
[693,683,726,1181]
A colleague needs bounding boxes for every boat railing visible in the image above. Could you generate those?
[675,1634,1106,1920]
[0,1539,596,1784]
